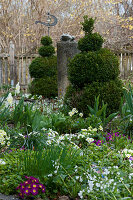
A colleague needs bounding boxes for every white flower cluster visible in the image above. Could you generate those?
[5,93,13,107]
[0,158,6,165]
[121,148,133,158]
[0,130,10,146]
[77,164,131,199]
[68,108,83,117]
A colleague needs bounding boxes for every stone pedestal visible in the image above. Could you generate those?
[57,41,79,98]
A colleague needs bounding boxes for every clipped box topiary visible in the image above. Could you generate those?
[29,76,57,98]
[29,36,57,98]
[64,16,123,116]
[64,79,123,116]
[29,56,57,78]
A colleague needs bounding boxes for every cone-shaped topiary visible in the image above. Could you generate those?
[64,16,123,116]
[29,36,57,98]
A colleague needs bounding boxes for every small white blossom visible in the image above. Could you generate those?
[86,137,94,143]
[78,190,84,199]
[99,125,103,131]
[0,159,6,165]
[79,113,83,117]
[15,82,20,95]
[6,93,13,106]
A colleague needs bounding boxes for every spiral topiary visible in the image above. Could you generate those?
[29,36,57,98]
[64,16,123,116]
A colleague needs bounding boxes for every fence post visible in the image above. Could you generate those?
[9,41,16,87]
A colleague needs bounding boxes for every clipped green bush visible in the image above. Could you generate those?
[38,45,55,57]
[29,77,57,98]
[29,36,57,98]
[78,33,104,52]
[64,16,123,116]
[65,79,123,116]
[41,36,52,46]
[29,56,57,78]
[68,48,120,88]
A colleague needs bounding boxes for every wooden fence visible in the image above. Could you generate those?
[0,41,133,92]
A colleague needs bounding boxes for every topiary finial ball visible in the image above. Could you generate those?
[81,16,95,35]
[41,36,52,46]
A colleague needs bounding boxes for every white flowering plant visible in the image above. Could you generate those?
[0,130,10,152]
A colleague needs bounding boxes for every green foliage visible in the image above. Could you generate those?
[29,56,57,78]
[88,96,118,129]
[81,16,95,34]
[119,84,133,136]
[78,16,103,52]
[29,36,57,98]
[29,76,58,98]
[0,155,25,195]
[78,33,104,52]
[41,36,52,46]
[68,49,119,88]
[64,79,123,116]
[38,45,55,57]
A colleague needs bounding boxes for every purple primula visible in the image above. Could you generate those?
[30,176,39,183]
[38,183,44,189]
[96,140,103,146]
[16,176,45,199]
[42,186,45,193]
[129,156,133,161]
[31,183,38,189]
[24,179,32,185]
[31,188,38,195]
[23,187,31,195]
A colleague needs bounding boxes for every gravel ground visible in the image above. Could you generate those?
[0,193,20,200]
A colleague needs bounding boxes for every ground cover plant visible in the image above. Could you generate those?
[0,81,133,200]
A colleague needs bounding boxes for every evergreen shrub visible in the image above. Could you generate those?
[78,33,104,52]
[29,36,57,98]
[38,45,55,57]
[64,16,123,116]
[29,77,57,98]
[41,36,52,46]
[64,79,123,116]
[68,48,120,88]
[29,56,57,78]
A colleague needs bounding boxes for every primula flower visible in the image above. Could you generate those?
[19,192,24,199]
[16,176,45,198]
[24,179,31,185]
[38,183,44,189]
[30,176,39,183]
[31,183,38,188]
[31,188,38,195]
[20,183,25,192]
[42,186,45,193]
[96,140,103,146]
[86,137,94,143]
[23,188,30,195]
[129,156,133,161]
